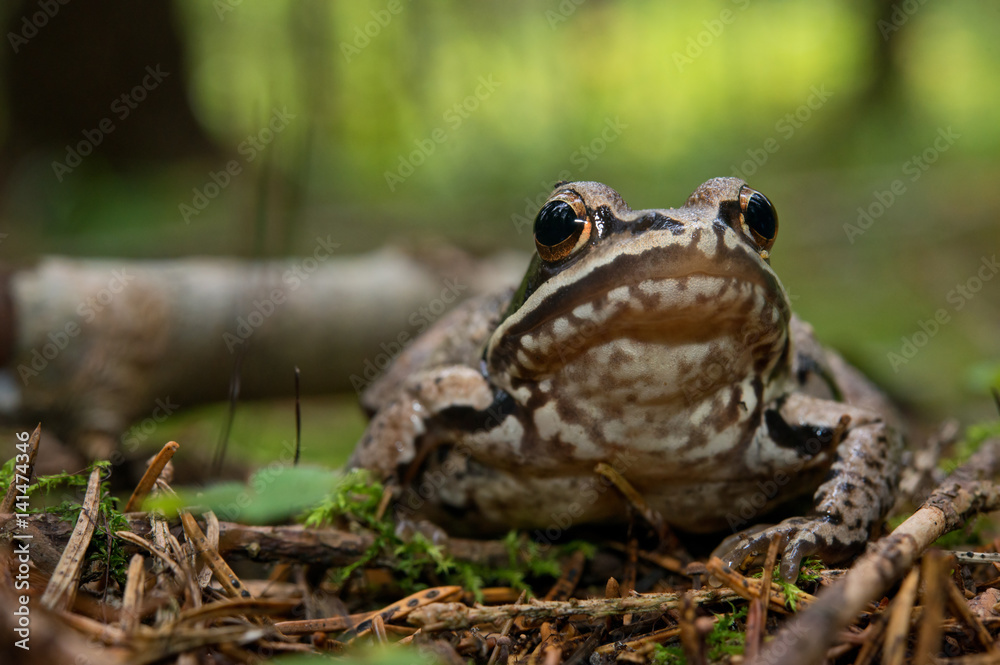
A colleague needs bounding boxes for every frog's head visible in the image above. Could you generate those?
[485,178,792,411]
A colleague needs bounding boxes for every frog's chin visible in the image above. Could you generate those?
[583,272,785,341]
[491,272,788,383]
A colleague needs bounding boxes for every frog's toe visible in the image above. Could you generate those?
[717,517,824,583]
[777,531,822,582]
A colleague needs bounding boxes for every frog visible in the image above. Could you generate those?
[348,177,903,581]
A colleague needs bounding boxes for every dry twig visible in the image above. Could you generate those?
[705,557,814,613]
[39,466,103,611]
[914,550,951,665]
[0,424,40,514]
[180,511,253,600]
[120,554,146,633]
[943,572,996,653]
[407,587,745,632]
[123,440,179,512]
[275,586,463,635]
[757,438,1000,665]
[883,567,920,665]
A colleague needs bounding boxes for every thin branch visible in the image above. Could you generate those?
[755,438,1000,665]
[407,587,745,632]
[40,467,103,611]
[0,424,40,513]
[123,441,179,512]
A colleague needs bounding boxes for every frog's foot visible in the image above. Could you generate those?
[716,515,857,582]
[721,395,902,582]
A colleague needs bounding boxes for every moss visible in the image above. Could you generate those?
[303,469,592,598]
[0,461,130,586]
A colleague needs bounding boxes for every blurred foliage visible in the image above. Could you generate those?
[0,0,998,447]
[150,464,337,523]
[133,396,366,468]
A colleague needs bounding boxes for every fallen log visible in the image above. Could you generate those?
[0,249,524,458]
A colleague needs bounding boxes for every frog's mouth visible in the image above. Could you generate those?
[489,226,789,376]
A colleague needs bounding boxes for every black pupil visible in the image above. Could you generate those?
[534,201,582,247]
[745,192,776,239]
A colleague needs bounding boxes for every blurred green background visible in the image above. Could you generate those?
[0,0,997,468]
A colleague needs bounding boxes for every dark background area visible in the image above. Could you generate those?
[0,0,997,465]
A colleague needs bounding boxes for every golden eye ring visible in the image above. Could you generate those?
[533,191,592,262]
[738,186,778,254]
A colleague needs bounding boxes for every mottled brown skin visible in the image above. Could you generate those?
[348,178,903,581]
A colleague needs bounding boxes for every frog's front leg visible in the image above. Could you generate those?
[719,393,903,581]
[347,365,493,479]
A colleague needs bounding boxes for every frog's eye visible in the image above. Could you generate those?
[738,186,778,254]
[533,193,592,262]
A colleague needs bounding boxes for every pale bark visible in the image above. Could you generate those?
[755,438,1000,665]
[0,249,524,456]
